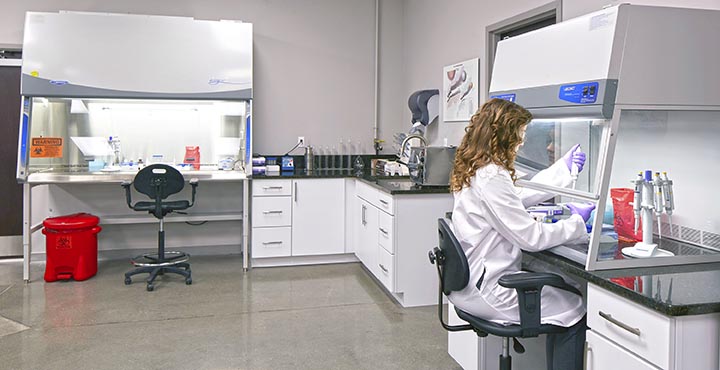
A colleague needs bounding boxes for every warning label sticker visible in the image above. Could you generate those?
[30,137,63,158]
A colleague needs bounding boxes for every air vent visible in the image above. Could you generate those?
[703,231,720,250]
[661,222,680,239]
[681,226,702,244]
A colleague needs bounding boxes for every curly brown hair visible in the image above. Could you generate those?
[449,98,532,192]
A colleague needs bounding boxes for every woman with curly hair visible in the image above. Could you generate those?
[448,98,594,370]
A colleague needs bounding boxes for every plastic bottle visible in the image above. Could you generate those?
[346,139,352,171]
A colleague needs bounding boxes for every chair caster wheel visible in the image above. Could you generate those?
[146,284,155,291]
[185,278,192,285]
[124,277,132,285]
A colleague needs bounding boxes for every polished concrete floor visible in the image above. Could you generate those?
[0,256,462,370]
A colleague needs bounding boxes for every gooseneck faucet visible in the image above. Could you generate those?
[397,134,427,164]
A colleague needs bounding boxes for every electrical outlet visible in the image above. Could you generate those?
[297,136,305,147]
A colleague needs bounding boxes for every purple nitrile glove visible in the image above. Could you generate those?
[567,202,596,223]
[562,144,586,173]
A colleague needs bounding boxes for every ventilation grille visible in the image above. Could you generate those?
[681,226,702,244]
[703,231,720,250]
[653,223,720,253]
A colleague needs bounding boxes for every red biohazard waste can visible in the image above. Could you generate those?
[42,213,102,282]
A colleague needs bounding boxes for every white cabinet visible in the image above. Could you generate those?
[291,178,345,256]
[356,198,377,269]
[251,178,345,260]
[586,330,659,370]
[585,283,720,370]
[251,227,292,258]
[354,180,453,307]
[252,179,293,258]
[251,197,292,227]
[355,185,395,293]
[587,284,671,369]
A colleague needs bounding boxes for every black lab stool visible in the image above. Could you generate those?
[121,164,198,291]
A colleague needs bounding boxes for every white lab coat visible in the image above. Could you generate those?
[448,160,588,327]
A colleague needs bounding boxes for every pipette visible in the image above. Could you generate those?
[632,172,643,234]
[661,172,675,233]
[570,146,580,189]
[653,172,664,239]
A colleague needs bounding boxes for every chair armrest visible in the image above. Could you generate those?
[121,181,133,209]
[499,272,582,337]
[188,178,199,207]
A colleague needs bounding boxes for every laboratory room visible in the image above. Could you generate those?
[1,1,720,370]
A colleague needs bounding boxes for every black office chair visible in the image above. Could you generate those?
[429,218,582,370]
[121,164,198,291]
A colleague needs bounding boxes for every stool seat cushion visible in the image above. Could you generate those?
[455,307,568,338]
[133,200,190,212]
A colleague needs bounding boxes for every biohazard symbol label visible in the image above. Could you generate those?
[56,236,71,249]
[30,137,63,158]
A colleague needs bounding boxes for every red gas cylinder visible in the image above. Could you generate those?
[42,213,102,282]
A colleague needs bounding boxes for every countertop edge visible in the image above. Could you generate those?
[523,251,720,317]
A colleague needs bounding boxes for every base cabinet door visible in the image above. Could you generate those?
[291,179,345,256]
[586,331,660,370]
[356,198,377,271]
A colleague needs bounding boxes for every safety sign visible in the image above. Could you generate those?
[30,137,63,158]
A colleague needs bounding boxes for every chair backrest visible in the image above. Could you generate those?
[437,218,470,295]
[133,164,185,200]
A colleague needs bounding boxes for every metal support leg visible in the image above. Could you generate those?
[500,337,512,370]
[242,179,250,272]
[158,219,165,260]
[22,183,31,283]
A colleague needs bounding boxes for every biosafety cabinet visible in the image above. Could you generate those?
[17,11,253,180]
[16,11,254,281]
[489,4,720,270]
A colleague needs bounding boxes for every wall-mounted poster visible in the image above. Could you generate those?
[443,58,479,122]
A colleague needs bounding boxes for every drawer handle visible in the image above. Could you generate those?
[362,205,367,225]
[379,199,389,205]
[262,186,283,190]
[379,227,388,235]
[263,210,283,214]
[598,311,641,336]
[262,241,283,246]
[378,263,389,273]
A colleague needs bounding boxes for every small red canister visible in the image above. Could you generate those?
[42,213,101,282]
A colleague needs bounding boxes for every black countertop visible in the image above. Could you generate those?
[252,169,450,195]
[523,250,720,316]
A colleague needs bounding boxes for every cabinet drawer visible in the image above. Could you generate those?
[356,180,394,215]
[587,284,672,369]
[377,244,395,292]
[252,197,292,227]
[376,192,394,215]
[252,227,292,258]
[377,211,394,254]
[252,180,292,196]
[586,330,660,370]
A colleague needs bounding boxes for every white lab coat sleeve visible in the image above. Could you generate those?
[518,160,574,208]
[476,172,587,252]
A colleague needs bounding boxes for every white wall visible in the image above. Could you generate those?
[399,0,551,147]
[399,0,720,147]
[0,0,380,155]
[377,0,406,155]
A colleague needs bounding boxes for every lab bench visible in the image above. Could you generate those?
[526,251,720,369]
[21,170,250,282]
[448,251,720,370]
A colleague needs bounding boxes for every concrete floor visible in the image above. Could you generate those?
[0,256,462,370]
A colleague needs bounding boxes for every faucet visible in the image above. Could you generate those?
[397,134,427,164]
